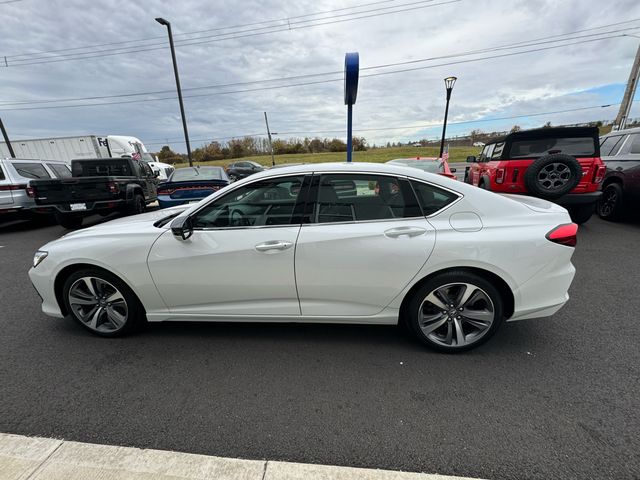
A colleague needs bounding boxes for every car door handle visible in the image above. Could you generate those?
[255,241,294,252]
[384,226,427,238]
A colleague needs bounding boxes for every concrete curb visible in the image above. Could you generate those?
[0,433,485,480]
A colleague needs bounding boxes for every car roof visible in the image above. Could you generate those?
[388,157,439,162]
[601,126,640,137]
[486,126,599,145]
[2,158,68,164]
[232,161,464,190]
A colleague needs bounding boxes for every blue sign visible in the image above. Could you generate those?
[344,52,359,105]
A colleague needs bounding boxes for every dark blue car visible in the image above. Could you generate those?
[157,166,230,208]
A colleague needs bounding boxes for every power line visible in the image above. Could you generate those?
[2,24,635,107]
[5,0,400,59]
[4,0,456,66]
[142,103,622,145]
[0,33,627,112]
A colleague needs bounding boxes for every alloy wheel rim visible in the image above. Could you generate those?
[599,188,617,216]
[68,277,128,333]
[538,163,571,191]
[418,282,495,348]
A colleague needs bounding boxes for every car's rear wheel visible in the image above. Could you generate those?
[55,213,83,229]
[126,194,145,215]
[568,204,595,224]
[405,271,504,352]
[62,268,145,337]
[597,182,624,221]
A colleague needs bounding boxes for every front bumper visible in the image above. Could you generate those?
[29,263,65,318]
[554,191,602,207]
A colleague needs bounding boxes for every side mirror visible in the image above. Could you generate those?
[154,171,160,178]
[171,215,193,240]
[466,156,477,163]
[450,168,457,173]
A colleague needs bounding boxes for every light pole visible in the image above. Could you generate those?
[155,17,193,166]
[438,76,457,159]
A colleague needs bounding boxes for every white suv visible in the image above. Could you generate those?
[0,158,71,222]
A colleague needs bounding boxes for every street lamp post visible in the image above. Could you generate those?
[438,76,457,159]
[155,17,193,167]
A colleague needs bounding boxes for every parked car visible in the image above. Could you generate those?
[596,127,640,220]
[465,127,605,224]
[386,157,457,179]
[29,163,577,353]
[147,161,175,182]
[0,158,71,223]
[472,141,485,147]
[157,166,229,208]
[29,157,158,229]
[225,161,265,181]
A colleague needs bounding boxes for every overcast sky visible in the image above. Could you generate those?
[1,0,640,152]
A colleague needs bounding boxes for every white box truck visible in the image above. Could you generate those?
[0,135,151,163]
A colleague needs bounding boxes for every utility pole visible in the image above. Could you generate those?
[0,117,16,158]
[264,112,276,166]
[613,42,640,131]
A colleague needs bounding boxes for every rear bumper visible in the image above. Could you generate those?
[554,191,602,206]
[37,199,127,214]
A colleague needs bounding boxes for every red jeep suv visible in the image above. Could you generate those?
[465,126,605,223]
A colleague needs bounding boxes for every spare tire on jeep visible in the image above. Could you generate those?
[523,153,581,200]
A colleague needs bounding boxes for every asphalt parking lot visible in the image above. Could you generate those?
[0,211,639,480]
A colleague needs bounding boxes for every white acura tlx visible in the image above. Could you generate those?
[29,162,577,352]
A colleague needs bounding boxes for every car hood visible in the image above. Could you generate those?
[54,205,189,242]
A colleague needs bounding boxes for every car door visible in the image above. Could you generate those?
[470,144,491,185]
[621,133,640,199]
[147,174,308,316]
[294,172,436,317]
[138,161,158,200]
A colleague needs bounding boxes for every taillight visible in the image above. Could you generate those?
[0,183,28,191]
[107,182,119,194]
[26,186,36,198]
[495,168,505,184]
[593,165,606,184]
[546,223,578,247]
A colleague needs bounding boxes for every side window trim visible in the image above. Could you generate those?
[409,178,463,217]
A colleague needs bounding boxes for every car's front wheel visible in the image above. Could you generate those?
[62,268,145,337]
[405,271,504,352]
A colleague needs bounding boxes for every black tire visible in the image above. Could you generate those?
[62,268,146,337]
[404,270,504,353]
[597,182,624,221]
[126,193,145,216]
[55,213,83,230]
[479,178,491,190]
[568,204,595,224]
[523,154,581,199]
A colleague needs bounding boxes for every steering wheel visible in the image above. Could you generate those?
[229,209,246,227]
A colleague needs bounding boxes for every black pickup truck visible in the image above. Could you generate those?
[29,157,158,229]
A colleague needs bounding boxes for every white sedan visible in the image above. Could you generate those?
[29,162,577,352]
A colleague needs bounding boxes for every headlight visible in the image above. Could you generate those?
[33,251,48,268]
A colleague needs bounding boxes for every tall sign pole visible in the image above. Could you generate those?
[344,52,360,162]
[613,42,640,131]
[0,117,15,158]
[264,112,276,166]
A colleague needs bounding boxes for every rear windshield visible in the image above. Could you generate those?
[508,137,596,158]
[47,163,72,178]
[72,159,132,177]
[171,167,225,182]
[10,162,52,179]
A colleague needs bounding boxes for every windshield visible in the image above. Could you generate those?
[141,152,155,162]
[389,159,443,173]
[171,167,226,182]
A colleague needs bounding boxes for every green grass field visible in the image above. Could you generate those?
[173,146,480,169]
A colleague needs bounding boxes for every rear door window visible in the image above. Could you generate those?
[509,137,596,158]
[47,163,72,178]
[10,162,51,179]
[629,134,640,154]
[410,180,460,216]
[600,136,625,157]
[491,142,505,159]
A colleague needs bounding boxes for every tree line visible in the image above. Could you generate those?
[155,136,367,164]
